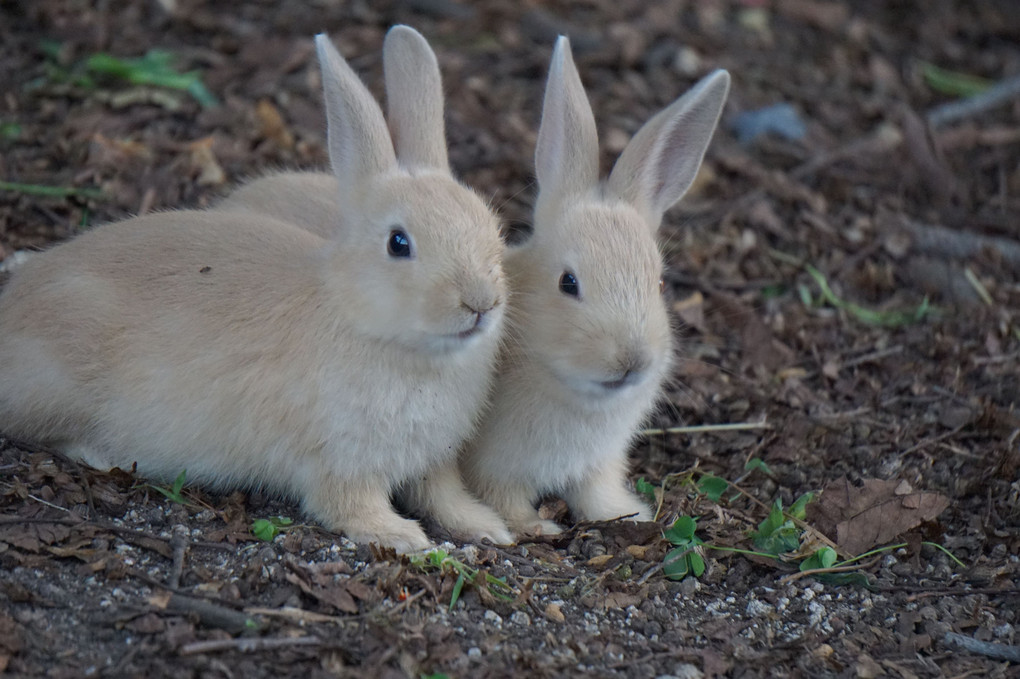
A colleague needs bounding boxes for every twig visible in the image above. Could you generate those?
[963,267,994,306]
[168,525,189,589]
[640,420,771,437]
[162,593,261,634]
[777,556,882,585]
[178,635,321,656]
[942,632,1020,662]
[891,214,1020,269]
[898,426,965,458]
[244,606,345,625]
[927,73,1020,128]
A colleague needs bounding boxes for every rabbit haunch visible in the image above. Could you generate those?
[0,26,512,552]
[461,36,730,537]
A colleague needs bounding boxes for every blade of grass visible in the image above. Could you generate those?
[0,180,103,200]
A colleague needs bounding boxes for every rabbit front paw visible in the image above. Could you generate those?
[345,518,433,554]
[512,518,563,538]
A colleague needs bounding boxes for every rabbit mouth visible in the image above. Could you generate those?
[597,369,644,391]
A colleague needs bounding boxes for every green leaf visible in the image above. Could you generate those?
[251,519,279,542]
[752,500,801,555]
[664,515,698,544]
[760,283,786,300]
[449,573,466,611]
[635,477,658,503]
[697,474,728,502]
[920,61,992,98]
[800,546,837,571]
[689,552,706,577]
[797,283,813,307]
[663,546,692,580]
[0,122,21,141]
[814,571,874,588]
[171,469,187,496]
[788,492,815,520]
[421,674,452,679]
[85,49,219,107]
[744,458,773,475]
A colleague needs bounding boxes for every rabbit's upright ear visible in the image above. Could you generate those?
[315,34,398,184]
[534,36,599,203]
[383,25,449,171]
[606,70,730,229]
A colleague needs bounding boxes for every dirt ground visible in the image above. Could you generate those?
[1,1,1019,677]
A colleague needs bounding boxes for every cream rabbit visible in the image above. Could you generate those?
[460,37,730,536]
[0,27,513,552]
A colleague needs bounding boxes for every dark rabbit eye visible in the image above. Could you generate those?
[559,271,579,297]
[387,229,412,258]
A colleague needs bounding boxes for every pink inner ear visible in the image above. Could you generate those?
[648,115,706,215]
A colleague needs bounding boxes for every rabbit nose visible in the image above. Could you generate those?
[601,349,651,390]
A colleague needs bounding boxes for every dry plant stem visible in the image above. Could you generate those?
[893,214,1020,269]
[244,606,345,625]
[179,636,321,656]
[640,420,770,437]
[777,556,883,585]
[168,525,189,590]
[942,632,1020,663]
[927,73,1020,128]
[165,593,259,634]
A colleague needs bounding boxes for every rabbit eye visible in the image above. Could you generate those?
[559,271,579,298]
[387,229,412,258]
[659,277,666,294]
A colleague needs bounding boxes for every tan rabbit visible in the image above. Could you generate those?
[460,37,730,536]
[0,27,513,552]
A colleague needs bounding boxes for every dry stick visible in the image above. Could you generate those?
[168,525,189,590]
[927,73,1020,128]
[892,215,1020,270]
[777,556,882,585]
[942,632,1020,663]
[179,635,321,656]
[898,426,966,458]
[639,421,771,437]
[164,593,260,634]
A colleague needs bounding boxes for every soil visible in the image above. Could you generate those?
[1,1,1019,677]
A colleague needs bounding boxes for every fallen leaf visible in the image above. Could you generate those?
[808,477,951,555]
[187,137,226,187]
[284,570,358,614]
[256,99,294,149]
[626,545,649,560]
[586,554,614,569]
[544,602,565,623]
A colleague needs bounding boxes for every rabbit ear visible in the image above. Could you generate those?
[315,34,397,185]
[606,70,730,229]
[383,25,449,170]
[534,36,600,202]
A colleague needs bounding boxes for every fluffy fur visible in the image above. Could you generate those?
[460,37,731,536]
[0,26,513,551]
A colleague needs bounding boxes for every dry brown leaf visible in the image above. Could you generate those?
[544,602,565,623]
[808,477,951,555]
[604,590,644,609]
[283,571,359,614]
[586,554,613,569]
[256,99,295,149]
[187,137,226,187]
